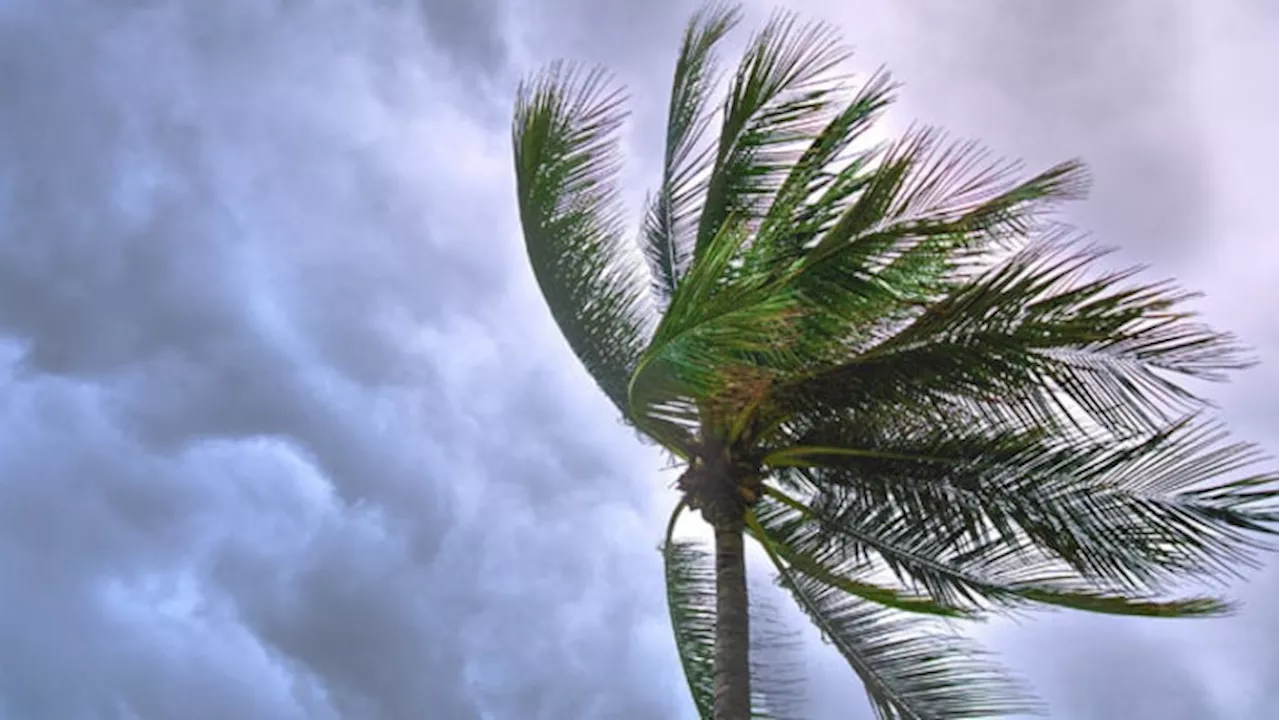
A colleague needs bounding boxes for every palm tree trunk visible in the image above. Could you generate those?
[713,517,751,719]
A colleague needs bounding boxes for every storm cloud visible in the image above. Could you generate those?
[0,1,682,718]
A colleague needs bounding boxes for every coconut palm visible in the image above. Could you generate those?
[510,4,1277,718]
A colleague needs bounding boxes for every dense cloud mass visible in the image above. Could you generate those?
[0,1,684,718]
[0,1,1274,719]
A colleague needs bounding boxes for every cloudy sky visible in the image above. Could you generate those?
[0,1,1273,719]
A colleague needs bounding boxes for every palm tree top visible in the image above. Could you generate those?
[511,3,1277,718]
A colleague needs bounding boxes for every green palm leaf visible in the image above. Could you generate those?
[663,502,805,719]
[643,2,742,303]
[760,485,1233,618]
[751,68,896,268]
[513,63,652,422]
[762,417,1275,594]
[748,511,1038,719]
[745,507,971,618]
[695,9,850,262]
[768,233,1251,441]
[663,535,719,718]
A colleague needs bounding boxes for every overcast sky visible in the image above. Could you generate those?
[0,1,1274,719]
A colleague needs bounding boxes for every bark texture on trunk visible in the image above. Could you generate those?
[713,518,751,720]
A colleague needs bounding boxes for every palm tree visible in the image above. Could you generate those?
[510,4,1278,718]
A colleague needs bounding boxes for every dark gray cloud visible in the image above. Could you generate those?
[0,1,686,718]
[413,0,509,82]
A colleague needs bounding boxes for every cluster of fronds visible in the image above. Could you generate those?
[512,3,1277,717]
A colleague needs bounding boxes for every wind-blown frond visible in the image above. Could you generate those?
[627,12,871,431]
[663,536,718,718]
[746,508,972,618]
[749,68,896,273]
[695,9,851,262]
[761,416,1277,597]
[784,133,1089,365]
[759,485,1234,618]
[768,231,1252,440]
[513,63,652,422]
[748,511,1037,719]
[637,127,1094,437]
[643,2,743,303]
[628,218,806,438]
[663,502,806,719]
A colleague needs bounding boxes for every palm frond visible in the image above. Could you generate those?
[803,128,1087,270]
[749,69,897,272]
[780,133,1087,364]
[662,502,806,719]
[665,131,1091,412]
[663,536,718,718]
[746,506,972,618]
[762,416,1277,598]
[513,63,653,422]
[628,218,807,434]
[748,511,1037,719]
[768,232,1252,440]
[695,9,850,263]
[761,485,1234,618]
[643,2,743,303]
[626,10,866,427]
